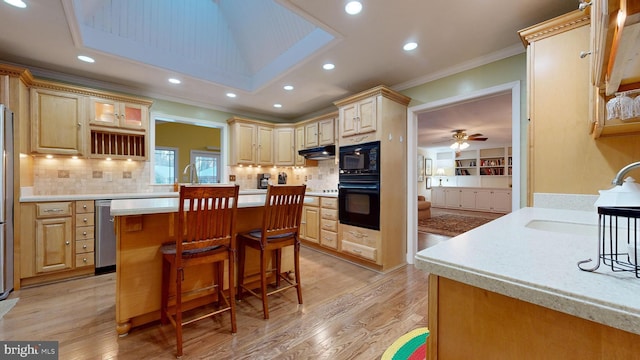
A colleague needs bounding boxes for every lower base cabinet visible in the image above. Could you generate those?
[432,187,511,213]
[339,224,381,265]
[20,201,95,287]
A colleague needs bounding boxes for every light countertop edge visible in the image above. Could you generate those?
[414,207,640,336]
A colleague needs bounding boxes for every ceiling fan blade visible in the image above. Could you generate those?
[467,133,483,138]
[468,137,488,141]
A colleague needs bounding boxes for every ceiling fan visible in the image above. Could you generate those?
[449,129,488,153]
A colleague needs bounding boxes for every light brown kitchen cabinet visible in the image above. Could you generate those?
[335,85,411,146]
[34,202,73,274]
[300,197,320,244]
[339,224,381,264]
[89,97,148,131]
[274,126,295,166]
[227,117,274,166]
[294,126,306,166]
[320,197,338,249]
[30,87,85,156]
[19,201,95,287]
[588,0,640,138]
[304,113,336,148]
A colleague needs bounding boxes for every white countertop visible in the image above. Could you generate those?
[415,207,640,336]
[111,194,319,216]
[20,188,336,203]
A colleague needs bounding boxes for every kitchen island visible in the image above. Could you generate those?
[110,192,312,335]
[415,207,640,359]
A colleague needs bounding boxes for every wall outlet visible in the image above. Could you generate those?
[229,174,236,182]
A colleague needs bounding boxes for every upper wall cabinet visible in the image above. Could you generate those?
[30,87,85,156]
[274,126,295,166]
[89,97,148,131]
[302,112,337,148]
[588,0,640,137]
[29,79,152,160]
[334,85,411,146]
[227,117,274,166]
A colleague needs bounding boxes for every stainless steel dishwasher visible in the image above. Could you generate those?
[95,200,116,274]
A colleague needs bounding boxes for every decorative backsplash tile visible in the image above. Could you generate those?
[31,157,341,195]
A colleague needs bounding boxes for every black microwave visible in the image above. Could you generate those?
[339,141,380,179]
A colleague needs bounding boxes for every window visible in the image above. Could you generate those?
[154,147,178,184]
[191,150,221,184]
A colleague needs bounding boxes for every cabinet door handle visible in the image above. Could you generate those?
[44,208,64,213]
[83,231,87,236]
[83,244,87,249]
[65,241,70,245]
[83,218,88,223]
[77,123,82,128]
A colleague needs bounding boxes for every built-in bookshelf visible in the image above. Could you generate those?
[454,147,512,177]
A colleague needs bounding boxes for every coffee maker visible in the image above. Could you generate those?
[257,173,270,189]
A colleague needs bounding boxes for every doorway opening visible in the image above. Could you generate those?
[406,81,521,264]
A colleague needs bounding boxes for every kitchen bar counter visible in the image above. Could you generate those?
[415,207,640,358]
[112,189,315,335]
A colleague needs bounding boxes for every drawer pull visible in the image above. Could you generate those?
[351,249,362,254]
[348,230,366,239]
[83,231,87,236]
[82,258,87,263]
[83,204,87,209]
[83,244,87,249]
[44,208,64,213]
[83,218,88,223]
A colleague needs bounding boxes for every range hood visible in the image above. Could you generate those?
[298,145,335,160]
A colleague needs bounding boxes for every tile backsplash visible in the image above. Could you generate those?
[29,157,340,196]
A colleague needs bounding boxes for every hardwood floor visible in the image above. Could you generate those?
[0,247,429,359]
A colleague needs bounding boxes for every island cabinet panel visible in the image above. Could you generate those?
[35,217,73,273]
[428,275,640,359]
[114,206,293,335]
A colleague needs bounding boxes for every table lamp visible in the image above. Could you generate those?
[436,168,445,186]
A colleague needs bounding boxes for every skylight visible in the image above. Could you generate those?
[67,0,336,92]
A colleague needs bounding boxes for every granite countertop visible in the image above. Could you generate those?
[414,207,640,336]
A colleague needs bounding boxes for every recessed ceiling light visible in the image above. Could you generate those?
[168,78,181,84]
[4,0,27,8]
[77,55,95,63]
[403,42,418,51]
[226,93,237,98]
[283,85,294,91]
[273,104,282,108]
[323,63,335,70]
[345,1,362,15]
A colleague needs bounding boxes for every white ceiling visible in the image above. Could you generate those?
[0,0,577,138]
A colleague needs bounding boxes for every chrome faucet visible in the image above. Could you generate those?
[612,161,640,185]
[183,163,199,184]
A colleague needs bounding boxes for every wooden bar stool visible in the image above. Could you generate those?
[237,184,306,319]
[160,185,239,358]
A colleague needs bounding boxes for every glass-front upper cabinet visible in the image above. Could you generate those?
[89,97,147,131]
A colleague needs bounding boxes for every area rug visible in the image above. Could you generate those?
[381,327,429,360]
[418,214,494,237]
[0,298,18,319]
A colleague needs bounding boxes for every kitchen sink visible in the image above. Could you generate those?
[525,220,598,237]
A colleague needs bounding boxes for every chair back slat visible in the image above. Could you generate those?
[177,186,239,257]
[261,185,306,243]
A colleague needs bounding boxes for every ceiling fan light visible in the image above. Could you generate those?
[460,142,470,150]
[449,142,458,150]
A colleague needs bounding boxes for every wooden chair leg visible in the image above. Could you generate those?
[260,249,270,319]
[294,241,303,304]
[228,250,237,333]
[175,267,184,358]
[160,256,170,325]
[274,249,281,288]
[216,261,224,307]
[237,241,245,301]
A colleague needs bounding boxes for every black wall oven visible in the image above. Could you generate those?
[338,141,381,230]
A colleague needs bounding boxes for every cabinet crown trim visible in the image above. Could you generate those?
[519,10,590,47]
[333,85,411,107]
[31,79,153,106]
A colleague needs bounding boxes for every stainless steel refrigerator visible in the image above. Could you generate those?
[0,105,14,300]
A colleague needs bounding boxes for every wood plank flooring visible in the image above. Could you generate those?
[0,247,429,359]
